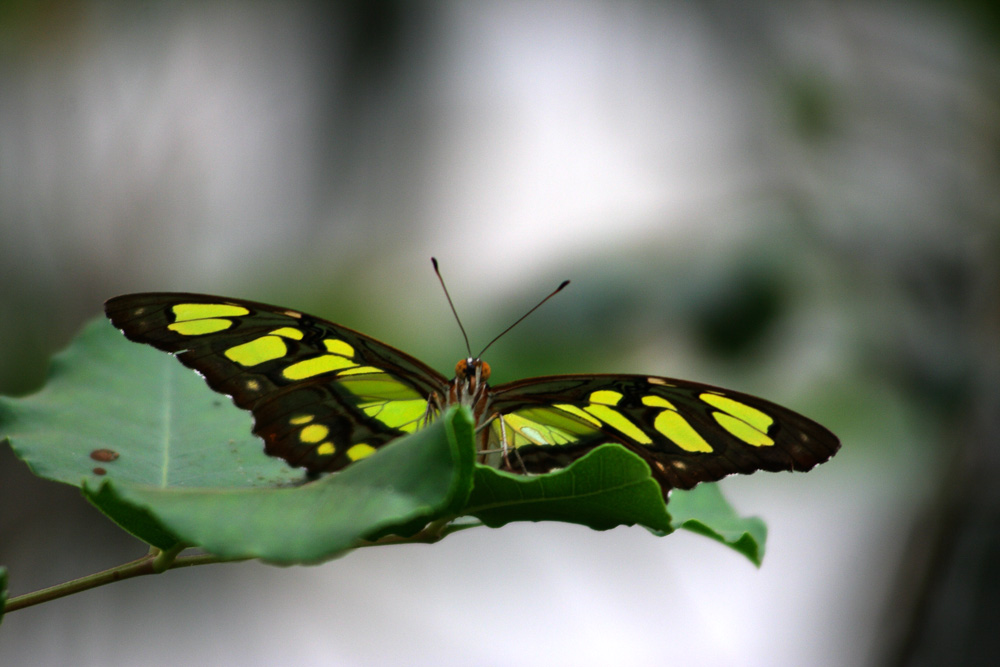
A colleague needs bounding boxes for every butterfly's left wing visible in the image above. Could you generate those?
[105,292,450,473]
[487,374,839,493]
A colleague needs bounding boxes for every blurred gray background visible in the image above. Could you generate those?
[1,1,997,665]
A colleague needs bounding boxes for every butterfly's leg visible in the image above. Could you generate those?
[473,412,516,467]
[473,413,531,473]
[497,414,511,468]
[473,412,500,465]
[499,420,529,474]
[422,393,444,427]
[490,414,527,473]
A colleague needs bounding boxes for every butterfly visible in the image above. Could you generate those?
[104,272,839,496]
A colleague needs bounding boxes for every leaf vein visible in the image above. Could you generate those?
[159,357,172,487]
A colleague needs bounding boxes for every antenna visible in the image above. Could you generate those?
[432,258,570,359]
[432,257,472,357]
[477,279,570,358]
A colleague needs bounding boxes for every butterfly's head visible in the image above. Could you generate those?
[455,357,491,383]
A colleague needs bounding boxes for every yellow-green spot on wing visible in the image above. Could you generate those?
[583,404,652,444]
[497,405,604,448]
[641,394,677,410]
[554,403,601,427]
[316,442,336,455]
[653,410,713,453]
[503,414,547,446]
[337,374,423,400]
[589,389,624,405]
[361,398,427,433]
[518,406,602,439]
[324,339,354,356]
[283,354,356,380]
[337,365,385,376]
[172,303,250,321]
[347,443,376,461]
[713,412,774,447]
[167,319,234,336]
[271,327,304,340]
[500,413,572,446]
[225,335,288,367]
[700,393,774,433]
[299,424,330,444]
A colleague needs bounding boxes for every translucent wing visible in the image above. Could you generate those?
[105,293,449,473]
[488,374,839,492]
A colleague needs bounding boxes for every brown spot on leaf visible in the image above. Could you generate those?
[90,448,119,462]
[92,467,107,475]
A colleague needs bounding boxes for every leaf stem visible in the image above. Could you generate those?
[2,549,241,614]
[356,518,480,548]
[2,524,481,616]
[151,542,187,572]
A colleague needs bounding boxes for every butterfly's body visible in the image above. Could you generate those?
[105,292,839,497]
[446,358,490,418]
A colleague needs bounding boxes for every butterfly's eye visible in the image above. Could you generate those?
[455,358,491,381]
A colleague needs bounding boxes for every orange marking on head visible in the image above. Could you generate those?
[455,359,491,381]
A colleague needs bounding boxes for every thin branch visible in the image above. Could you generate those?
[3,549,244,614]
[2,523,480,615]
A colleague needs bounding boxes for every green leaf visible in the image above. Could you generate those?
[83,481,182,550]
[83,407,475,563]
[1,318,303,547]
[463,444,767,565]
[463,444,673,532]
[668,484,768,566]
[2,318,301,490]
[0,566,7,626]
[1,316,767,566]
[2,318,476,563]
